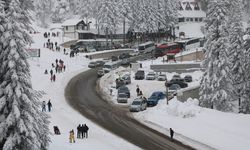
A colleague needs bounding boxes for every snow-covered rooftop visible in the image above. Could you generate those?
[62,18,83,26]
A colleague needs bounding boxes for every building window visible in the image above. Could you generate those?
[190,18,193,22]
[66,26,68,30]
[185,2,192,10]
[179,2,183,10]
[178,18,185,22]
[186,18,190,22]
[199,18,203,22]
[195,18,199,22]
[194,3,200,10]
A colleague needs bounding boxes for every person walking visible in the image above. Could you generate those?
[170,128,174,141]
[50,69,53,76]
[136,87,140,96]
[47,100,52,112]
[77,124,81,138]
[69,130,75,143]
[83,124,89,138]
[42,101,46,112]
[53,74,56,82]
[80,124,84,139]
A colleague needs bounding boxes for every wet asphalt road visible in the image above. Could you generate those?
[65,69,195,150]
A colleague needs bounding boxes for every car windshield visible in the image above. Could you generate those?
[148,72,155,75]
[118,94,127,98]
[132,101,141,105]
[173,75,180,78]
[104,65,111,69]
[170,85,180,90]
[90,62,96,64]
[159,74,165,77]
[119,86,128,91]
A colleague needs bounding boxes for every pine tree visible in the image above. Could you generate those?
[241,27,250,113]
[227,0,245,112]
[0,0,50,149]
[34,0,54,27]
[199,0,234,111]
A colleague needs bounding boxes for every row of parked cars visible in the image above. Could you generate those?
[129,91,165,112]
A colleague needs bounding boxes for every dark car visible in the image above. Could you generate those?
[116,79,125,89]
[119,53,130,59]
[165,78,188,88]
[111,56,118,61]
[135,70,145,80]
[184,75,193,82]
[147,91,165,106]
[118,86,130,98]
[121,59,130,66]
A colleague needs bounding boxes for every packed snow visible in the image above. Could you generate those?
[99,59,250,150]
[28,22,250,150]
[28,25,139,150]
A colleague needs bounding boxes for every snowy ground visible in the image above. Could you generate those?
[28,26,139,150]
[99,60,250,150]
[29,23,250,150]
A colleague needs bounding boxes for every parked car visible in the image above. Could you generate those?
[116,79,125,89]
[184,75,193,82]
[88,62,98,68]
[95,60,105,67]
[118,86,130,98]
[146,72,156,80]
[111,56,118,61]
[158,73,167,81]
[121,59,130,66]
[135,70,145,80]
[117,93,128,103]
[119,53,130,59]
[172,74,181,79]
[165,78,188,88]
[147,91,165,106]
[97,69,105,77]
[168,84,181,96]
[129,98,147,112]
[122,74,131,84]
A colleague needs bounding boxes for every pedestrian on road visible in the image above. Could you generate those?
[47,100,52,112]
[80,124,84,138]
[50,69,53,76]
[69,130,75,143]
[42,101,46,112]
[83,124,89,138]
[53,74,56,82]
[136,87,140,96]
[170,128,174,141]
[77,124,81,138]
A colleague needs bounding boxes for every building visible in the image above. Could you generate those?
[62,19,93,40]
[176,0,206,38]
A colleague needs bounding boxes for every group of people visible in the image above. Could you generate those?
[43,31,59,38]
[42,100,52,112]
[68,124,89,143]
[44,58,66,82]
[44,39,60,51]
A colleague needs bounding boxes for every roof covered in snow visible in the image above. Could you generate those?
[62,18,83,26]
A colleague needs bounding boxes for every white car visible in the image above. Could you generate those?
[117,93,128,103]
[129,98,147,112]
[146,72,156,80]
[158,74,167,81]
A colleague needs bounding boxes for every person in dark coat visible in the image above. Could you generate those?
[47,100,52,112]
[136,87,140,96]
[77,124,81,138]
[44,69,48,74]
[52,74,56,82]
[54,126,60,135]
[80,124,84,139]
[170,128,174,141]
[63,48,66,54]
[83,124,89,138]
[50,69,53,76]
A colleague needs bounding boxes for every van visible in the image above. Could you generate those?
[129,98,147,112]
[103,62,117,73]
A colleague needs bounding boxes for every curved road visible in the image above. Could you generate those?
[65,69,194,150]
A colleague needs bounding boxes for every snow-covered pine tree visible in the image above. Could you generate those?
[97,0,120,48]
[75,0,92,21]
[241,26,250,114]
[34,0,54,27]
[227,0,245,112]
[199,0,234,111]
[0,0,50,149]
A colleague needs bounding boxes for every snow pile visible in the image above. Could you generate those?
[166,98,201,118]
